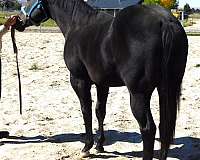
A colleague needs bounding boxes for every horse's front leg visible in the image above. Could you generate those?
[95,85,109,152]
[70,74,93,157]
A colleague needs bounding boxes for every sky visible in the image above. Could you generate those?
[177,0,199,8]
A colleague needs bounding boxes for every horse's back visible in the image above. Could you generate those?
[113,4,182,35]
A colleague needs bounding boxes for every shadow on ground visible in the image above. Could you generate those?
[1,130,200,160]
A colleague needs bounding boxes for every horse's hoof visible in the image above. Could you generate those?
[80,151,90,158]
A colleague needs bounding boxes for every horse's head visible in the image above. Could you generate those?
[14,0,49,31]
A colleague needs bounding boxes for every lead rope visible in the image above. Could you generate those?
[11,27,22,115]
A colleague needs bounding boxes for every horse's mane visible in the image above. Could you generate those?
[48,0,96,15]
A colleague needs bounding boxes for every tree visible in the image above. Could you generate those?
[160,0,177,9]
[144,0,161,5]
[1,0,21,11]
[172,0,179,9]
[184,3,191,14]
[144,0,179,9]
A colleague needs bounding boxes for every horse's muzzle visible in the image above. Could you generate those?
[13,17,32,32]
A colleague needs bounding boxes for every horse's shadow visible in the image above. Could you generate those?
[1,130,142,145]
[1,130,200,160]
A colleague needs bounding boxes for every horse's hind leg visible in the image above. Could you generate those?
[95,85,109,152]
[130,92,156,160]
[70,74,93,157]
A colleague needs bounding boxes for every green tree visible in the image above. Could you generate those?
[144,0,161,5]
[172,0,179,9]
[2,0,21,10]
[184,3,191,13]
[144,0,179,9]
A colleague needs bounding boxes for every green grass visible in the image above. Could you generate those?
[0,11,57,27]
[0,12,14,25]
[41,19,57,27]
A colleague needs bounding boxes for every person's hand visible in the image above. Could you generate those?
[4,16,18,29]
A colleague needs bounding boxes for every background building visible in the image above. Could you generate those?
[87,0,142,16]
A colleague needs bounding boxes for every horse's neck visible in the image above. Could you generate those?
[48,0,112,36]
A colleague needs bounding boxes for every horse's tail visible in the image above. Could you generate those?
[158,21,188,150]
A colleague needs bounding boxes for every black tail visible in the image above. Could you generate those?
[158,21,188,150]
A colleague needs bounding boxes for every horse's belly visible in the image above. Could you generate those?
[89,71,124,87]
[102,78,125,87]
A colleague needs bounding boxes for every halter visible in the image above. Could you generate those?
[21,0,49,26]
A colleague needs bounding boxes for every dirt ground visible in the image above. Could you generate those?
[0,29,199,160]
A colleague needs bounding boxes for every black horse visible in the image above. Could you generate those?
[14,0,188,159]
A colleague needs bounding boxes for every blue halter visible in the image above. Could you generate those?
[21,0,49,25]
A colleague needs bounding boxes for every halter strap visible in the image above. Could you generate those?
[28,0,49,25]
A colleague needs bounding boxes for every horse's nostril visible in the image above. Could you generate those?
[13,18,26,32]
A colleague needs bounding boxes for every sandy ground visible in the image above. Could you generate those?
[0,29,199,160]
